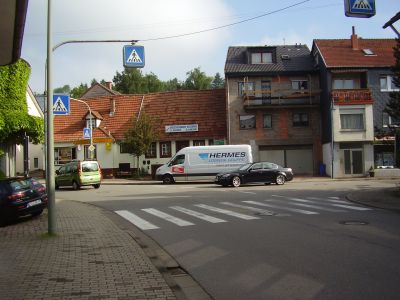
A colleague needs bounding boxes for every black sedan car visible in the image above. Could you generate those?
[0,177,48,226]
[215,162,294,187]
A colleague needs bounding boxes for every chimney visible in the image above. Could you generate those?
[105,81,113,90]
[109,98,115,116]
[351,26,359,50]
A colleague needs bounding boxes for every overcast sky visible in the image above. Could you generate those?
[22,0,400,94]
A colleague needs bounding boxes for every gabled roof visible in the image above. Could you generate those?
[224,44,315,76]
[54,89,226,143]
[80,83,120,99]
[313,38,397,68]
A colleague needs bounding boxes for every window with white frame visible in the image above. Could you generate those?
[340,108,364,130]
[145,142,157,158]
[251,52,272,64]
[291,80,308,91]
[333,79,355,89]
[160,141,171,158]
[86,117,97,129]
[380,75,399,92]
[240,115,256,129]
[382,112,400,127]
[263,114,272,128]
[293,113,309,127]
[54,147,76,164]
[193,140,205,146]
[238,81,255,96]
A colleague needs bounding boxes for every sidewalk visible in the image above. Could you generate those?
[0,200,210,300]
[347,186,400,213]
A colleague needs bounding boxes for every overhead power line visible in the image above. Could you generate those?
[140,0,311,42]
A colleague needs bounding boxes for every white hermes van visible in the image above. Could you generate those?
[156,145,253,183]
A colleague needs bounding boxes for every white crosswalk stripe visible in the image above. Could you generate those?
[331,204,372,211]
[307,196,353,204]
[221,202,278,216]
[141,208,195,226]
[269,196,345,212]
[170,206,227,223]
[115,210,159,230]
[243,200,319,215]
[194,204,260,220]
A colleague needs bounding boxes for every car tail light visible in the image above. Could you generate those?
[8,192,24,202]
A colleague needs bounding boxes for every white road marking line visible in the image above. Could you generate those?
[221,202,278,216]
[269,195,344,212]
[194,204,260,220]
[307,197,350,204]
[239,191,257,195]
[331,204,372,211]
[141,208,195,226]
[115,210,159,230]
[170,206,227,223]
[243,201,319,215]
[271,195,312,203]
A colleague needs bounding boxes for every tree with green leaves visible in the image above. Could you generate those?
[113,68,144,94]
[123,111,160,176]
[385,38,400,120]
[184,67,213,90]
[384,38,400,166]
[211,72,225,89]
[70,83,88,98]
[54,84,71,94]
[0,59,44,147]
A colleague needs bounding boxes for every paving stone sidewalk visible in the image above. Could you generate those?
[0,200,177,300]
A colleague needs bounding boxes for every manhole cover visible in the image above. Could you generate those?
[340,220,369,225]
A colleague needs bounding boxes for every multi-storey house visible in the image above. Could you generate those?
[225,45,321,175]
[312,27,397,177]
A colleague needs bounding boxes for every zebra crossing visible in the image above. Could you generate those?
[115,195,372,231]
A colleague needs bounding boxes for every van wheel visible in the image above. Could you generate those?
[276,175,286,185]
[72,181,80,190]
[162,175,174,184]
[93,184,100,189]
[232,176,241,187]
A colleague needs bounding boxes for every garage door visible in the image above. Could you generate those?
[259,150,284,166]
[286,149,313,175]
[259,148,313,175]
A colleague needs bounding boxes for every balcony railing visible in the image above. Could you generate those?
[331,89,372,104]
[243,89,320,107]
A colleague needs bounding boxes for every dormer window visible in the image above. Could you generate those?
[86,117,97,129]
[362,48,375,56]
[251,52,272,64]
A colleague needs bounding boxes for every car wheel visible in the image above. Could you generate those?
[93,184,100,189]
[72,181,80,190]
[275,174,286,185]
[231,176,241,187]
[162,175,174,184]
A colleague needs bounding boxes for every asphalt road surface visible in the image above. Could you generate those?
[56,179,400,300]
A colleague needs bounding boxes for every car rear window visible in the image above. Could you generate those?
[9,179,30,192]
[82,162,99,172]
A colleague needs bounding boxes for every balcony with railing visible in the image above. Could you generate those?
[331,89,373,105]
[242,89,320,108]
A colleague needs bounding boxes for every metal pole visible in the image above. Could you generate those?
[46,0,56,235]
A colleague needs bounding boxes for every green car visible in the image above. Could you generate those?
[55,160,102,190]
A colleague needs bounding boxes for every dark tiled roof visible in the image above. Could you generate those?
[80,83,120,99]
[224,45,315,75]
[313,39,397,68]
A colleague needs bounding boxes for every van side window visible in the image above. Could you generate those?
[169,154,185,166]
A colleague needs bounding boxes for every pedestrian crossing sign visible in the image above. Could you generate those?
[344,0,376,18]
[53,94,70,115]
[83,128,91,139]
[123,45,145,68]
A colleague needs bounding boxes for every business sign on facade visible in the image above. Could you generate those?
[123,45,145,68]
[53,94,70,115]
[344,0,376,18]
[165,124,199,133]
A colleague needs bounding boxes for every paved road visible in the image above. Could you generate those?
[56,179,400,300]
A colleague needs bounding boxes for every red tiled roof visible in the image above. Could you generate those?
[54,89,226,143]
[314,38,396,68]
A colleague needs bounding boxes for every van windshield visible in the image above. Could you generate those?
[168,154,185,166]
[82,162,99,172]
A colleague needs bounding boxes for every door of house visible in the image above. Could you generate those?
[261,80,271,104]
[344,149,363,175]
